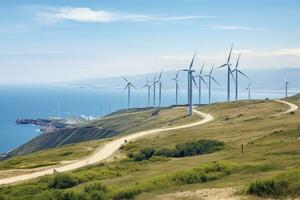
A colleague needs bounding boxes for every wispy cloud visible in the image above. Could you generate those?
[37,7,214,23]
[210,25,268,31]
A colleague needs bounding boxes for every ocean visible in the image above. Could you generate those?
[0,84,295,153]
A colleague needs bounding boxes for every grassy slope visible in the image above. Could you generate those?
[0,106,199,171]
[0,98,300,199]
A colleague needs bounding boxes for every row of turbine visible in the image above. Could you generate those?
[122,45,252,115]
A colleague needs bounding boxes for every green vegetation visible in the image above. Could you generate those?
[155,140,224,158]
[247,169,300,197]
[0,140,104,170]
[48,173,83,189]
[1,97,300,199]
[127,140,224,161]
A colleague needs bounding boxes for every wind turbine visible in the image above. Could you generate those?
[152,73,157,107]
[143,78,151,107]
[246,81,252,100]
[194,63,207,105]
[232,53,248,101]
[182,52,198,116]
[158,70,163,107]
[218,45,235,102]
[172,70,180,105]
[284,79,289,98]
[122,76,136,109]
[205,65,220,104]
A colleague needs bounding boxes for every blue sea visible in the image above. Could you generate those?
[0,85,296,153]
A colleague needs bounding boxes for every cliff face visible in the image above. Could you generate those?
[5,125,118,158]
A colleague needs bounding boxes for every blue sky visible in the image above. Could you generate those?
[0,0,300,83]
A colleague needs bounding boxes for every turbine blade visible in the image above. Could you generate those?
[131,83,137,89]
[189,51,197,70]
[158,70,163,81]
[211,76,220,86]
[210,65,214,75]
[201,76,208,87]
[192,76,198,88]
[227,44,233,64]
[200,63,205,75]
[175,70,180,79]
[217,64,227,69]
[122,76,129,82]
[229,67,235,82]
[235,53,241,69]
[124,83,129,91]
[153,73,157,82]
[238,70,248,78]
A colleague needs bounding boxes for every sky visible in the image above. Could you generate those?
[0,0,300,83]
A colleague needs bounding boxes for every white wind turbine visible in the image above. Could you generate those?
[218,45,235,102]
[182,52,198,116]
[205,65,220,104]
[152,73,157,107]
[172,70,180,105]
[246,81,252,100]
[143,78,151,107]
[158,70,163,107]
[232,53,248,101]
[122,76,136,109]
[284,78,289,98]
[194,63,207,105]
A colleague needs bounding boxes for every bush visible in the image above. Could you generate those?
[247,169,300,197]
[48,173,82,189]
[127,140,224,161]
[130,147,155,161]
[83,182,107,193]
[112,187,141,200]
[172,162,232,184]
[247,179,289,197]
[155,140,224,158]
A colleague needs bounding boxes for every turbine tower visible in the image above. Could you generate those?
[182,52,198,116]
[205,65,220,104]
[172,70,180,105]
[284,79,289,98]
[246,81,252,100]
[194,63,207,105]
[152,73,157,107]
[218,45,235,102]
[122,76,136,109]
[143,78,151,107]
[232,53,248,101]
[158,70,163,107]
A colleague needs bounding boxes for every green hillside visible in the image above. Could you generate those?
[0,97,300,200]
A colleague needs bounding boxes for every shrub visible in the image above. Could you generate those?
[155,140,224,158]
[112,187,141,200]
[48,173,82,189]
[247,179,289,197]
[83,182,107,193]
[131,147,155,161]
[247,169,300,197]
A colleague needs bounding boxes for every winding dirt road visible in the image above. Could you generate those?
[273,99,299,116]
[0,108,213,186]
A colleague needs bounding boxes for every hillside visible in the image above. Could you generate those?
[0,96,300,200]
[1,106,200,166]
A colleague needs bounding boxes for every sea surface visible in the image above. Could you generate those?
[0,84,297,153]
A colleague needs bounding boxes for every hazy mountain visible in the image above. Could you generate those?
[65,68,300,91]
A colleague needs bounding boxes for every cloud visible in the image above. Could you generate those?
[210,25,268,31]
[273,48,300,56]
[37,7,214,23]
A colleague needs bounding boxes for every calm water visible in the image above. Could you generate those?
[0,85,295,153]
